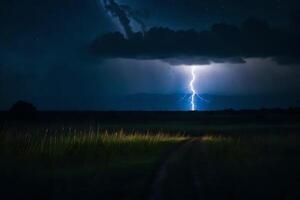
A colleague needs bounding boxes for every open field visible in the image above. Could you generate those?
[0,129,185,200]
[0,110,300,200]
[152,135,300,200]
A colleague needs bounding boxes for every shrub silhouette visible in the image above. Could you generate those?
[9,101,37,120]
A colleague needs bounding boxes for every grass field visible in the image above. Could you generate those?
[156,134,300,200]
[0,128,186,200]
[202,134,300,194]
[0,111,300,200]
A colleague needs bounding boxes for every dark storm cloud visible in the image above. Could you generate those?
[122,5,149,34]
[163,57,246,66]
[90,17,300,65]
[125,0,300,30]
[102,0,148,38]
[103,0,134,38]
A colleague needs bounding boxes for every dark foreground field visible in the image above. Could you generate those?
[0,110,300,200]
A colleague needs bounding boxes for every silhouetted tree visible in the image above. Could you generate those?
[9,101,37,120]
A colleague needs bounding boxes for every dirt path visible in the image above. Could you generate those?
[148,134,300,200]
[149,138,205,200]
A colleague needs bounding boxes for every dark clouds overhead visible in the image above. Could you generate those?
[120,0,300,29]
[102,0,148,37]
[90,17,300,65]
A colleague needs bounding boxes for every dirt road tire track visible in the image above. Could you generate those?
[149,138,203,200]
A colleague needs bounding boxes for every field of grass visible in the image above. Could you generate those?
[156,134,300,200]
[1,111,300,200]
[200,134,300,199]
[0,128,186,200]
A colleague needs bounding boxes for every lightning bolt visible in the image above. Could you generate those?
[183,65,209,111]
[189,66,197,111]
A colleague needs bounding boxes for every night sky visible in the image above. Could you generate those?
[1,0,300,110]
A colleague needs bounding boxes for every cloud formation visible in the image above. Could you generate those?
[90,17,300,65]
[102,0,148,38]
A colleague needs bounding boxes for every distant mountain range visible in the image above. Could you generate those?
[4,94,300,111]
[110,93,300,111]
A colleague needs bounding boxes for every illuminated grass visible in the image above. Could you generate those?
[0,129,186,200]
[0,129,186,166]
